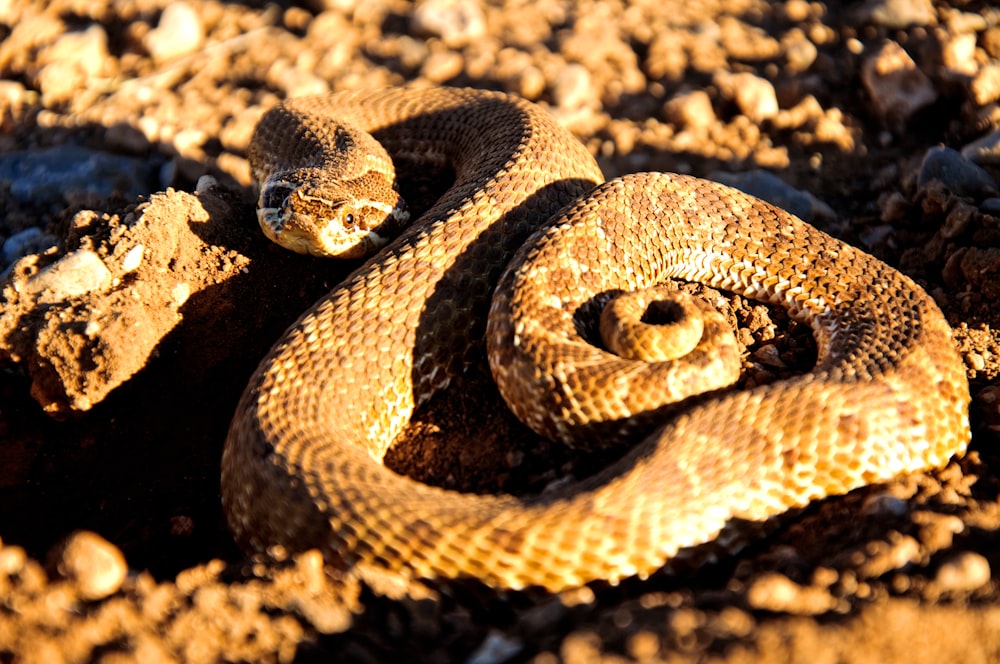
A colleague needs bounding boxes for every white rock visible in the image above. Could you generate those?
[942,33,979,78]
[120,244,144,273]
[972,63,1000,107]
[714,72,779,123]
[144,2,205,62]
[24,249,112,303]
[56,531,127,601]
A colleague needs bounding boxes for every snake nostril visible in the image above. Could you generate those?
[261,183,295,211]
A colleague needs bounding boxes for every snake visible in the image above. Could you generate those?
[221,87,971,591]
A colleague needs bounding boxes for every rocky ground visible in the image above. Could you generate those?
[2,0,1000,661]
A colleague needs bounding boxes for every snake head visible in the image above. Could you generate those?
[256,171,410,259]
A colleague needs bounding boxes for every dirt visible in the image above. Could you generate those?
[1,0,1000,662]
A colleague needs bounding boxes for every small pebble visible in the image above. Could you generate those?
[857,0,936,28]
[745,572,837,615]
[144,2,205,62]
[171,281,191,307]
[40,24,108,78]
[36,60,87,107]
[919,146,999,198]
[714,72,779,123]
[962,129,1000,166]
[941,33,979,78]
[24,249,112,303]
[861,40,937,128]
[54,531,127,601]
[856,534,922,578]
[782,29,818,74]
[466,631,524,664]
[946,10,988,34]
[272,67,329,99]
[552,64,595,109]
[663,90,716,131]
[971,63,1000,106]
[861,491,910,517]
[411,0,486,47]
[934,551,991,594]
[421,50,464,83]
[120,244,144,273]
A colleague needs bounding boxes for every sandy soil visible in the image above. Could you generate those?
[1,0,1000,661]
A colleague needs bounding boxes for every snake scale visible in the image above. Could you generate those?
[221,87,971,591]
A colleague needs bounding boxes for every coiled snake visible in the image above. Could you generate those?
[221,88,970,591]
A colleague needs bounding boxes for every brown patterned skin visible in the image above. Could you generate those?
[222,88,971,591]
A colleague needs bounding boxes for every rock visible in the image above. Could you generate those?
[919,146,999,198]
[143,2,205,63]
[782,28,818,74]
[35,25,108,106]
[0,145,160,207]
[35,60,87,107]
[982,197,1000,215]
[941,33,979,78]
[714,71,779,123]
[39,24,108,78]
[466,631,524,664]
[53,531,128,601]
[420,50,464,83]
[711,170,836,223]
[552,64,596,110]
[411,0,486,48]
[856,0,936,29]
[23,249,112,304]
[861,40,937,128]
[745,573,838,615]
[971,63,1000,106]
[663,89,716,131]
[861,491,910,518]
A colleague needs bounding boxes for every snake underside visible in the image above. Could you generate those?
[221,87,971,591]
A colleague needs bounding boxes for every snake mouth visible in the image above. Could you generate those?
[256,205,389,259]
[256,175,407,258]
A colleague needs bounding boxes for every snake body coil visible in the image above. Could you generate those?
[222,88,970,591]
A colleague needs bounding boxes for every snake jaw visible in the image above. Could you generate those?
[256,177,409,259]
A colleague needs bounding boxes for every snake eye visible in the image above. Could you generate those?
[344,213,355,227]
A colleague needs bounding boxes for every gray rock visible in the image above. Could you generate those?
[918,146,999,198]
[1,227,58,269]
[711,170,836,223]
[981,198,1000,215]
[714,71,779,123]
[0,145,160,206]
